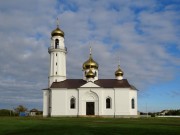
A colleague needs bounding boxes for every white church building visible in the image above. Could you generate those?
[43,21,138,117]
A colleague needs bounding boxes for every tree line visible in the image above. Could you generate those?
[0,105,42,116]
[165,110,180,115]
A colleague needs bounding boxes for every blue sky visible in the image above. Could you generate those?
[0,0,179,112]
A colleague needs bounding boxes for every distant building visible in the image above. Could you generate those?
[160,110,169,115]
[43,19,138,117]
[29,109,39,116]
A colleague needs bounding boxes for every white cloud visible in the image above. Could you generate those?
[0,0,179,110]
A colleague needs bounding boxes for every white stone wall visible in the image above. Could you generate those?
[51,89,67,116]
[66,90,78,115]
[50,86,137,117]
[43,90,49,117]
[129,89,138,115]
[115,88,131,115]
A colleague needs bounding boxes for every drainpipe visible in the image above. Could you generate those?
[49,89,51,117]
[114,88,116,118]
[77,88,79,117]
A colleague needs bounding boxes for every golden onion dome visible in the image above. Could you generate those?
[51,27,64,37]
[115,65,124,76]
[86,69,95,78]
[83,54,98,70]
[83,47,98,70]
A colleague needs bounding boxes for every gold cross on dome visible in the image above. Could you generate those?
[118,56,120,66]
[90,46,92,55]
[56,17,60,27]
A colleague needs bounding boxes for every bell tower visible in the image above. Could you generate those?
[48,18,67,87]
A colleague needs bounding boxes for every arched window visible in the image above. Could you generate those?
[106,97,111,109]
[55,39,59,49]
[94,71,97,76]
[70,97,75,109]
[131,98,135,109]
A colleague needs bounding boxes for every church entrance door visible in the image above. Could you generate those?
[86,102,94,115]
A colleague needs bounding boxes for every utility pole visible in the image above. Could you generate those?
[146,102,148,118]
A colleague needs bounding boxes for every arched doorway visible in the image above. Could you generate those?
[86,102,94,115]
[82,91,99,115]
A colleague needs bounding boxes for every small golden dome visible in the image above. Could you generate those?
[83,55,98,70]
[115,65,124,76]
[86,69,95,78]
[51,27,64,37]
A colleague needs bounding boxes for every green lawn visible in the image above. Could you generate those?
[0,117,179,135]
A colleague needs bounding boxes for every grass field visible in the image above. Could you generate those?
[0,117,180,135]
